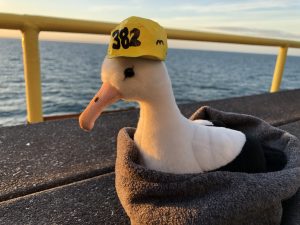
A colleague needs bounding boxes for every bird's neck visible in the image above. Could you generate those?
[138,92,184,131]
[134,85,189,165]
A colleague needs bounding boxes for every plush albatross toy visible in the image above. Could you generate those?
[79,16,276,174]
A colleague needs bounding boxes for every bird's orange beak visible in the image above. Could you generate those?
[79,82,121,131]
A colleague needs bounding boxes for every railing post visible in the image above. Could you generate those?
[270,47,288,93]
[21,27,43,123]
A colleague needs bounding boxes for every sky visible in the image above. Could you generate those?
[0,0,300,55]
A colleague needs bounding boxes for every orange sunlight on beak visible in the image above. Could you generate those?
[79,82,121,131]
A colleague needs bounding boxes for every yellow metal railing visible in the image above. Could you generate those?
[0,13,300,123]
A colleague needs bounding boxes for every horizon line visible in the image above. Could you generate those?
[1,35,300,57]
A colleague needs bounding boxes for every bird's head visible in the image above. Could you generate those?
[79,57,169,131]
[79,16,169,131]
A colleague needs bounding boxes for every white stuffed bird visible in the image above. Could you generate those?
[79,17,268,174]
[79,57,250,174]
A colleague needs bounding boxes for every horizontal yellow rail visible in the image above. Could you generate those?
[1,13,300,47]
[0,13,300,123]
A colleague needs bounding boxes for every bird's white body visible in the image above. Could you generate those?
[134,73,246,174]
[79,57,246,174]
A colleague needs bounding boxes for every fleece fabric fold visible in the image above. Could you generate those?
[115,106,300,225]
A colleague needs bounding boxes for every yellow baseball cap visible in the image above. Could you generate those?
[107,16,168,61]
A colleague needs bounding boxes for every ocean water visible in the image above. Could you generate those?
[0,38,299,127]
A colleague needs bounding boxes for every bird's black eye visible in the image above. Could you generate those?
[124,67,135,79]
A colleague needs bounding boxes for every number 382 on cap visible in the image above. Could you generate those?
[107,16,168,61]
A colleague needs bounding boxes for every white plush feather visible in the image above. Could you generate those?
[193,119,214,126]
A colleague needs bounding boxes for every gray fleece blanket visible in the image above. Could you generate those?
[115,106,300,225]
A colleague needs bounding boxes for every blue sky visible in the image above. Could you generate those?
[1,0,300,55]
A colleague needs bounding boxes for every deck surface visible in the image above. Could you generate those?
[0,89,300,225]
